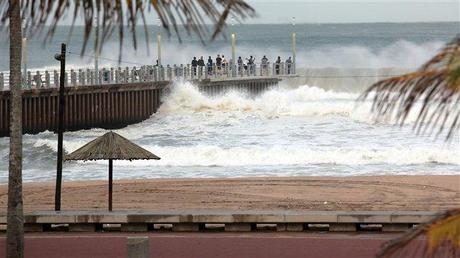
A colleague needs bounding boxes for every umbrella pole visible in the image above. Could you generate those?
[109,159,113,211]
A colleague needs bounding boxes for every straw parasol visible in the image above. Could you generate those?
[65,131,160,211]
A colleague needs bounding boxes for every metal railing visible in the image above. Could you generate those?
[0,62,295,91]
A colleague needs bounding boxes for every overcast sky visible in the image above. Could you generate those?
[60,1,459,25]
[245,0,459,23]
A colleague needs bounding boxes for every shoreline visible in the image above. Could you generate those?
[0,175,458,212]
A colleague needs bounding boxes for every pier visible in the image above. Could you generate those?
[0,64,284,137]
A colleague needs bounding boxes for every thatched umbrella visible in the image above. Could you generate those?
[65,131,160,211]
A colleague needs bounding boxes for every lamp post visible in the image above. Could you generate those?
[22,18,28,88]
[157,19,162,66]
[231,17,236,77]
[94,14,100,83]
[291,17,296,74]
[54,43,66,211]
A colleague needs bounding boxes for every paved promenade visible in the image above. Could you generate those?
[0,232,411,258]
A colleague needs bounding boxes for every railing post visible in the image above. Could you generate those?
[54,70,59,87]
[160,65,165,81]
[110,67,114,83]
[65,72,69,87]
[185,64,190,79]
[78,69,83,85]
[180,64,184,78]
[86,69,91,85]
[124,67,129,83]
[27,71,32,88]
[131,67,137,83]
[101,68,107,83]
[167,65,172,81]
[35,71,43,88]
[44,71,50,88]
[70,69,77,86]
[0,72,4,90]
[173,65,177,79]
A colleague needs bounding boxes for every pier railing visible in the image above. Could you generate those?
[0,62,294,90]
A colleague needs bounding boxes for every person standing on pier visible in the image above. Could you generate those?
[275,56,281,75]
[198,56,205,75]
[222,55,228,74]
[191,57,198,76]
[246,56,255,75]
[216,54,223,75]
[207,56,213,75]
[285,57,292,75]
[237,56,244,74]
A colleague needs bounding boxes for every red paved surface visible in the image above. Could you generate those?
[0,232,401,258]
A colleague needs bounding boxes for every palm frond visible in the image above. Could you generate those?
[377,209,460,258]
[360,36,460,140]
[0,0,255,60]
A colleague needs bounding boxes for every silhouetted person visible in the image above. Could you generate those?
[275,56,281,75]
[216,54,222,70]
[285,57,292,74]
[237,56,243,73]
[207,56,213,74]
[191,57,198,76]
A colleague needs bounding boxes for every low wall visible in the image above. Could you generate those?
[0,211,436,233]
[0,77,280,137]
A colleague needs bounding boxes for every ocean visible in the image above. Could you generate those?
[0,22,459,182]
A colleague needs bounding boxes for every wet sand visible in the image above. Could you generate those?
[0,175,458,212]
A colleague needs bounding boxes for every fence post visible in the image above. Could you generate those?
[0,72,4,90]
[124,67,129,83]
[70,69,77,86]
[131,67,137,83]
[27,71,32,88]
[127,237,149,258]
[78,69,83,85]
[65,72,69,87]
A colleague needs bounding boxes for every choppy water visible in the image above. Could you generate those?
[0,23,459,182]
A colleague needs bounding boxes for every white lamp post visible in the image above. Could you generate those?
[22,18,28,87]
[292,16,296,74]
[94,14,100,82]
[157,19,162,66]
[231,17,236,77]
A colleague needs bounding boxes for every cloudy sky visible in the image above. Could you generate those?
[60,1,459,25]
[245,0,459,23]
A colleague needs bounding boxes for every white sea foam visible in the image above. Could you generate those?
[158,81,432,125]
[84,144,459,167]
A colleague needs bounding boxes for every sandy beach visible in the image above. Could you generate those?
[0,175,457,212]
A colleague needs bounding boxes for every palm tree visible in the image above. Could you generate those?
[361,37,460,257]
[1,1,255,257]
[361,36,460,140]
[6,1,24,258]
[377,209,460,258]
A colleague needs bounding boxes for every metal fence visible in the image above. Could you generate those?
[0,62,295,91]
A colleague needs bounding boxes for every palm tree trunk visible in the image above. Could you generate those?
[7,0,24,257]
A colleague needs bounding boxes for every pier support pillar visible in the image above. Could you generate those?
[172,223,200,232]
[382,223,411,232]
[225,223,253,232]
[329,223,357,232]
[121,223,148,232]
